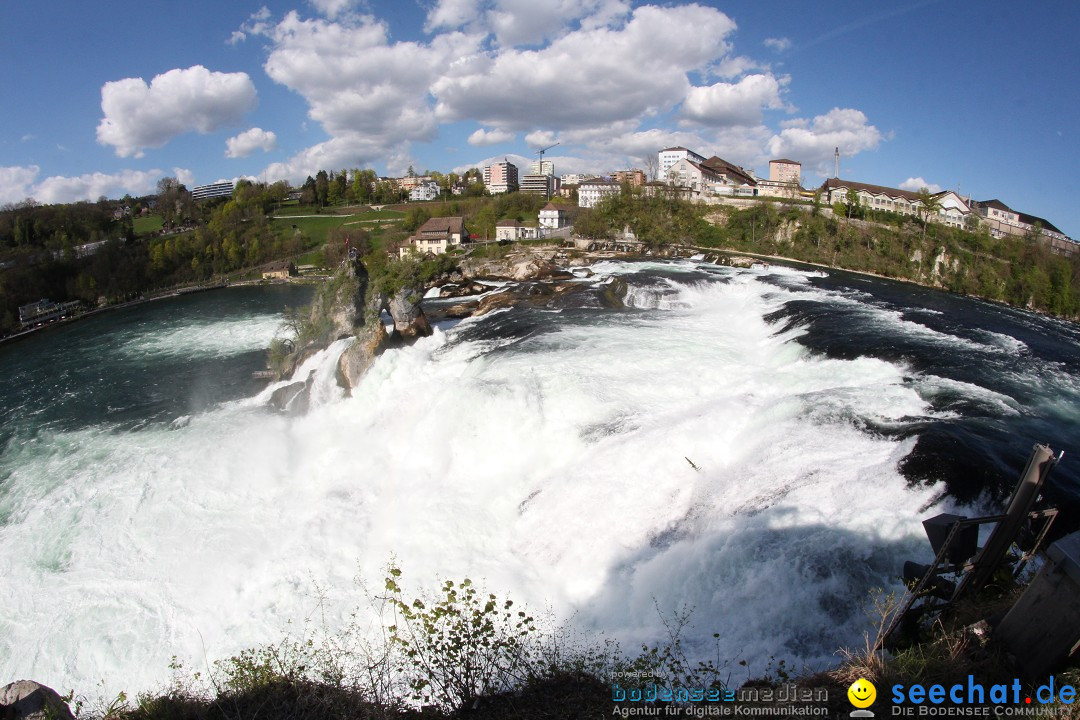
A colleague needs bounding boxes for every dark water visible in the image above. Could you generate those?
[0,284,314,446]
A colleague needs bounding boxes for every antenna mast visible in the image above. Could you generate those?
[834,147,839,179]
[534,142,560,199]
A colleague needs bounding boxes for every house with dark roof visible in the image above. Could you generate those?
[403,216,469,256]
[973,199,1074,254]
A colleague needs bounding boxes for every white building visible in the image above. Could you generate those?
[191,181,234,200]
[495,220,539,241]
[560,173,591,186]
[658,147,706,181]
[578,179,621,208]
[539,202,567,230]
[409,180,440,202]
[530,159,554,176]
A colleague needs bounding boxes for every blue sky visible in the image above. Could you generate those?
[1,0,1077,236]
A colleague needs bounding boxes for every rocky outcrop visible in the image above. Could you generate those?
[387,287,432,341]
[269,379,310,414]
[0,681,75,720]
[337,319,389,389]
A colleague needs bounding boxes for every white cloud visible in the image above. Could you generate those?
[308,0,361,19]
[20,134,35,143]
[468,128,515,146]
[899,177,942,193]
[227,30,246,45]
[0,166,41,205]
[767,108,884,174]
[764,37,791,52]
[33,169,164,204]
[681,74,785,127]
[262,134,390,184]
[97,65,257,158]
[256,11,473,147]
[174,168,196,187]
[488,0,630,47]
[425,0,484,32]
[433,4,737,131]
[225,127,279,158]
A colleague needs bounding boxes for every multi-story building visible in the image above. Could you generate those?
[483,160,519,194]
[664,155,757,197]
[613,169,646,187]
[520,174,557,197]
[530,160,554,176]
[191,181,234,200]
[560,173,591,186]
[578,179,621,208]
[769,159,801,185]
[539,202,567,230]
[973,199,1075,254]
[658,147,706,181]
[821,178,974,229]
[409,181,440,202]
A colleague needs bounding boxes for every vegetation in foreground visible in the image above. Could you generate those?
[56,561,1079,720]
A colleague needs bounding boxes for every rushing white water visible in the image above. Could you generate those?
[117,314,286,360]
[0,265,962,694]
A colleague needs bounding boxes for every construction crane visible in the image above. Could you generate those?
[533,142,559,198]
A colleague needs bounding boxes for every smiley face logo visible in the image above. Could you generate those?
[848,678,876,708]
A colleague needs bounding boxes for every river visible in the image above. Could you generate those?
[1,261,1077,694]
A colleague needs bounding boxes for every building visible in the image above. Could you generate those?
[520,174,557,197]
[664,158,722,196]
[658,147,706,180]
[409,180,440,202]
[560,173,592,186]
[18,298,81,328]
[613,169,646,187]
[769,159,801,185]
[821,178,976,229]
[700,156,757,195]
[403,216,469,256]
[539,202,567,230]
[262,261,296,280]
[530,159,554,176]
[191,181,234,200]
[483,160,519,194]
[973,199,1075,254]
[577,179,621,208]
[495,220,539,241]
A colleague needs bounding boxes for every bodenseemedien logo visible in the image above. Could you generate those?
[848,678,877,718]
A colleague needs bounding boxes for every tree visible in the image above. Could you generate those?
[314,170,330,208]
[915,187,942,238]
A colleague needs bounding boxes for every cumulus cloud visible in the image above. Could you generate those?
[227,30,246,45]
[468,127,515,146]
[262,134,391,184]
[767,108,884,174]
[425,0,484,32]
[97,65,257,158]
[226,127,278,158]
[0,166,42,205]
[255,11,474,148]
[681,74,786,127]
[764,37,791,52]
[899,177,942,193]
[308,0,362,19]
[433,4,737,130]
[174,168,196,187]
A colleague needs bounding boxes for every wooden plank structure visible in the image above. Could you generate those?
[878,443,1062,650]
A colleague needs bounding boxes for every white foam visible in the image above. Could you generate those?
[0,270,947,696]
[118,315,284,360]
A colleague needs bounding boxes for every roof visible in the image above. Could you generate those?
[579,179,620,186]
[495,220,522,227]
[770,158,801,165]
[541,202,562,211]
[977,199,1012,212]
[820,177,921,202]
[660,146,690,153]
[1017,212,1065,235]
[701,156,757,186]
[416,216,466,234]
